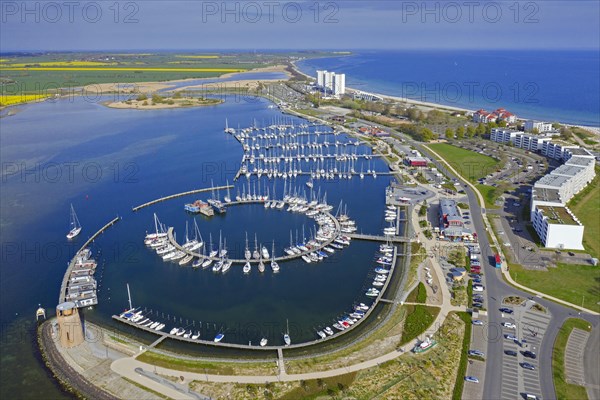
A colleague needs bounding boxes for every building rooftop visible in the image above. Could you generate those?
[532,187,562,203]
[567,148,595,157]
[548,140,578,148]
[551,164,584,178]
[535,174,572,188]
[440,198,461,218]
[537,205,579,225]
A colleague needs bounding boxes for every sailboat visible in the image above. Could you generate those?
[258,255,265,273]
[244,232,251,260]
[270,241,280,273]
[243,261,251,274]
[283,319,291,346]
[253,234,260,259]
[66,204,82,239]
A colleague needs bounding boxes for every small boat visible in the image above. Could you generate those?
[221,259,232,273]
[183,330,192,338]
[201,258,213,269]
[66,204,82,239]
[260,338,268,347]
[283,319,291,346]
[155,323,165,331]
[366,288,380,297]
[191,331,200,340]
[175,328,185,336]
[333,323,345,331]
[169,327,178,335]
[179,254,194,265]
[214,333,225,342]
[413,335,437,353]
[243,261,251,274]
[317,330,326,339]
[258,257,265,273]
[261,245,270,260]
[324,327,334,336]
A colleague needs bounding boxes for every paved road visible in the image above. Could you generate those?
[416,143,600,400]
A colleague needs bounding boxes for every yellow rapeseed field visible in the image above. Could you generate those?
[5,61,116,67]
[0,94,51,107]
[0,67,245,72]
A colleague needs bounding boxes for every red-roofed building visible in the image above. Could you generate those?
[472,108,517,124]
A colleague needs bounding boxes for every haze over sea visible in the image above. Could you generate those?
[297,50,600,127]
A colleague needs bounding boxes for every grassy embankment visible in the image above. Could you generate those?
[552,318,593,400]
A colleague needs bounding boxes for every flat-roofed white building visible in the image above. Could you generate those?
[531,205,585,250]
[541,141,580,160]
[525,120,553,133]
[316,70,345,97]
[490,128,519,144]
[514,133,552,151]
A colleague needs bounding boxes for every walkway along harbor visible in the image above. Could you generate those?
[132,185,233,212]
[59,216,121,305]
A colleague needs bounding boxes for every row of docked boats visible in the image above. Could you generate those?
[119,308,166,332]
[383,205,398,236]
[365,243,395,297]
[227,119,381,181]
[66,248,99,308]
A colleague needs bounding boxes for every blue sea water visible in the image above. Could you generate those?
[0,81,396,397]
[296,50,600,126]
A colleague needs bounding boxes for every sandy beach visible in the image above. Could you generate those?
[83,64,291,95]
[104,97,222,110]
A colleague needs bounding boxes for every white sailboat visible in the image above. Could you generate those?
[66,204,82,239]
[283,319,291,346]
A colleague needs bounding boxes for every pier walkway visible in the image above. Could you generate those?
[59,216,121,304]
[132,185,233,212]
[348,233,410,243]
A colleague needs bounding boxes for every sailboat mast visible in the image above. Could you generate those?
[126,283,133,310]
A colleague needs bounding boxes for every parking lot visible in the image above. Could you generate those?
[499,299,551,400]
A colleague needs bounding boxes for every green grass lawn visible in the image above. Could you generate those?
[453,312,472,400]
[475,184,500,209]
[569,176,600,258]
[553,318,592,400]
[427,143,500,183]
[510,263,600,312]
[400,305,440,345]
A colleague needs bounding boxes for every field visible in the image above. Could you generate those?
[568,173,600,258]
[552,318,592,400]
[400,305,440,345]
[509,262,600,312]
[189,313,466,400]
[0,51,330,96]
[0,94,51,106]
[476,184,500,209]
[427,143,500,183]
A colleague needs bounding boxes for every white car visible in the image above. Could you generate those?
[502,322,516,329]
[473,285,484,292]
[472,320,484,326]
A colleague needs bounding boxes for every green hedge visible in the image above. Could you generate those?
[452,312,472,400]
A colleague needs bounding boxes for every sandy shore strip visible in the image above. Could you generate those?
[82,64,291,95]
[104,97,223,110]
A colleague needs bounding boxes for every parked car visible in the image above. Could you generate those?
[505,350,518,356]
[473,285,484,292]
[522,351,537,359]
[502,322,516,329]
[468,350,485,357]
[521,362,536,370]
[499,307,514,314]
[568,251,575,256]
[464,376,479,383]
[505,334,518,341]
[473,302,484,308]
[472,320,484,326]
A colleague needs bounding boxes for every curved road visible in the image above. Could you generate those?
[418,142,599,400]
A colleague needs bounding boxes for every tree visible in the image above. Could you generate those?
[445,128,454,139]
[476,123,486,136]
[456,126,465,139]
[497,120,507,127]
[466,125,476,138]
[421,128,435,142]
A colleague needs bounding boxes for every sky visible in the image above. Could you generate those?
[1,1,599,51]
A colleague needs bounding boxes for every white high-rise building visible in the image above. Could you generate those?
[316,70,326,87]
[333,73,345,95]
[315,70,346,97]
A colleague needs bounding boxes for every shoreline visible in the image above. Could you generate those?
[290,60,600,132]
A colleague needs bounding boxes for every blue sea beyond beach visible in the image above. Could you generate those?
[296,50,600,127]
